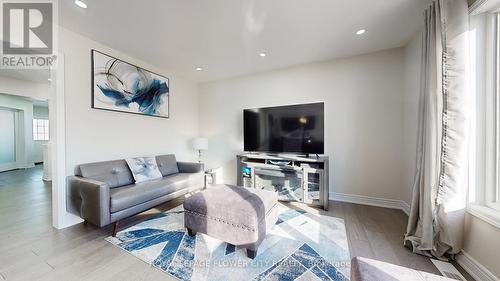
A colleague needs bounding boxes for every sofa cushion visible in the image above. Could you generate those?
[156,154,179,176]
[125,157,163,183]
[76,160,134,188]
[109,173,200,213]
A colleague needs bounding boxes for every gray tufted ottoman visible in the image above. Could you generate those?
[183,184,279,259]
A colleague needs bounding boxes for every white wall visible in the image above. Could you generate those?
[198,48,406,201]
[402,32,422,205]
[33,104,49,117]
[60,27,200,174]
[463,214,500,278]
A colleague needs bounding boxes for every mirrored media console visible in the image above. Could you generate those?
[236,153,329,210]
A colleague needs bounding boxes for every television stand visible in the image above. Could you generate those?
[236,153,329,210]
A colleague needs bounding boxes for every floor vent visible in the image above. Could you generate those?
[431,259,467,281]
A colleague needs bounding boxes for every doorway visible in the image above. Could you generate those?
[0,93,50,178]
[0,70,54,235]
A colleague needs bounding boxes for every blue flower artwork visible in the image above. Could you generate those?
[92,50,170,118]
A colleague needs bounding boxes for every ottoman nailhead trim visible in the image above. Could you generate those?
[184,209,256,232]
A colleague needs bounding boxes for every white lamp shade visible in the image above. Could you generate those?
[192,137,208,150]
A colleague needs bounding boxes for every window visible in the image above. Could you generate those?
[33,119,49,141]
[468,6,500,226]
[476,13,500,210]
[469,11,500,220]
[491,13,500,210]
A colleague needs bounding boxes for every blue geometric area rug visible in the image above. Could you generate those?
[105,204,351,281]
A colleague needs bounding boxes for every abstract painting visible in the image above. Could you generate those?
[92,50,169,118]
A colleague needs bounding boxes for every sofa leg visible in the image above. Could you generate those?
[112,221,120,237]
[247,249,257,259]
[187,228,196,237]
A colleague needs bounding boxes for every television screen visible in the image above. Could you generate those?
[243,103,324,154]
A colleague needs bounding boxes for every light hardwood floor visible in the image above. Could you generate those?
[0,166,473,281]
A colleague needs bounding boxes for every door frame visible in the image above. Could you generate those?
[50,53,82,229]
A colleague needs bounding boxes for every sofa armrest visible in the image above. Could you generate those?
[177,162,204,173]
[66,176,111,227]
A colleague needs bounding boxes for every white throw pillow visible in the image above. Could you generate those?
[125,157,163,183]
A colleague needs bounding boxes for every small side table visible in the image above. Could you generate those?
[204,170,217,188]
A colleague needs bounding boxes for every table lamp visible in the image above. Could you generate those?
[192,137,208,163]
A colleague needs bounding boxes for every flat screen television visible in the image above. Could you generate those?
[243,102,324,154]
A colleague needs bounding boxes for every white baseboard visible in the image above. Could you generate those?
[330,192,410,216]
[400,200,411,215]
[457,251,499,281]
[21,163,35,169]
[0,162,35,172]
[0,163,17,172]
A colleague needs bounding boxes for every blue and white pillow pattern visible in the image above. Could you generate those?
[125,157,163,183]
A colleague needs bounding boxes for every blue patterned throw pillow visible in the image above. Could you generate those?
[125,157,163,183]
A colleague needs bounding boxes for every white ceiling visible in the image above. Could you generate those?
[0,69,50,84]
[0,40,51,84]
[60,0,429,82]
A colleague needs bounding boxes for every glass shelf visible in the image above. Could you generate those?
[254,167,304,202]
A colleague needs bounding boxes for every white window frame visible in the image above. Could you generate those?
[468,10,500,228]
[487,13,500,210]
[33,118,50,141]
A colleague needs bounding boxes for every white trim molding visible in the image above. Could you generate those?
[50,53,83,229]
[457,251,500,281]
[470,0,500,15]
[330,192,411,216]
[467,204,500,229]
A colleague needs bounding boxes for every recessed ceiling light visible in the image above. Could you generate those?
[47,78,52,82]
[195,67,203,71]
[74,0,87,9]
[259,52,267,57]
[356,29,366,35]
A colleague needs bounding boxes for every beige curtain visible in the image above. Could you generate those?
[404,0,469,259]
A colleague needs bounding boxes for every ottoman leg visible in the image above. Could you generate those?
[247,249,257,259]
[187,228,197,237]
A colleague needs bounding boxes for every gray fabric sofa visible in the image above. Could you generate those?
[67,154,203,235]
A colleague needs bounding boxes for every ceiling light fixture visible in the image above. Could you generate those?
[74,0,87,9]
[195,67,203,71]
[356,29,366,35]
[259,52,267,57]
[47,78,52,82]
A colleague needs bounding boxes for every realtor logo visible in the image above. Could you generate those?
[1,1,57,69]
